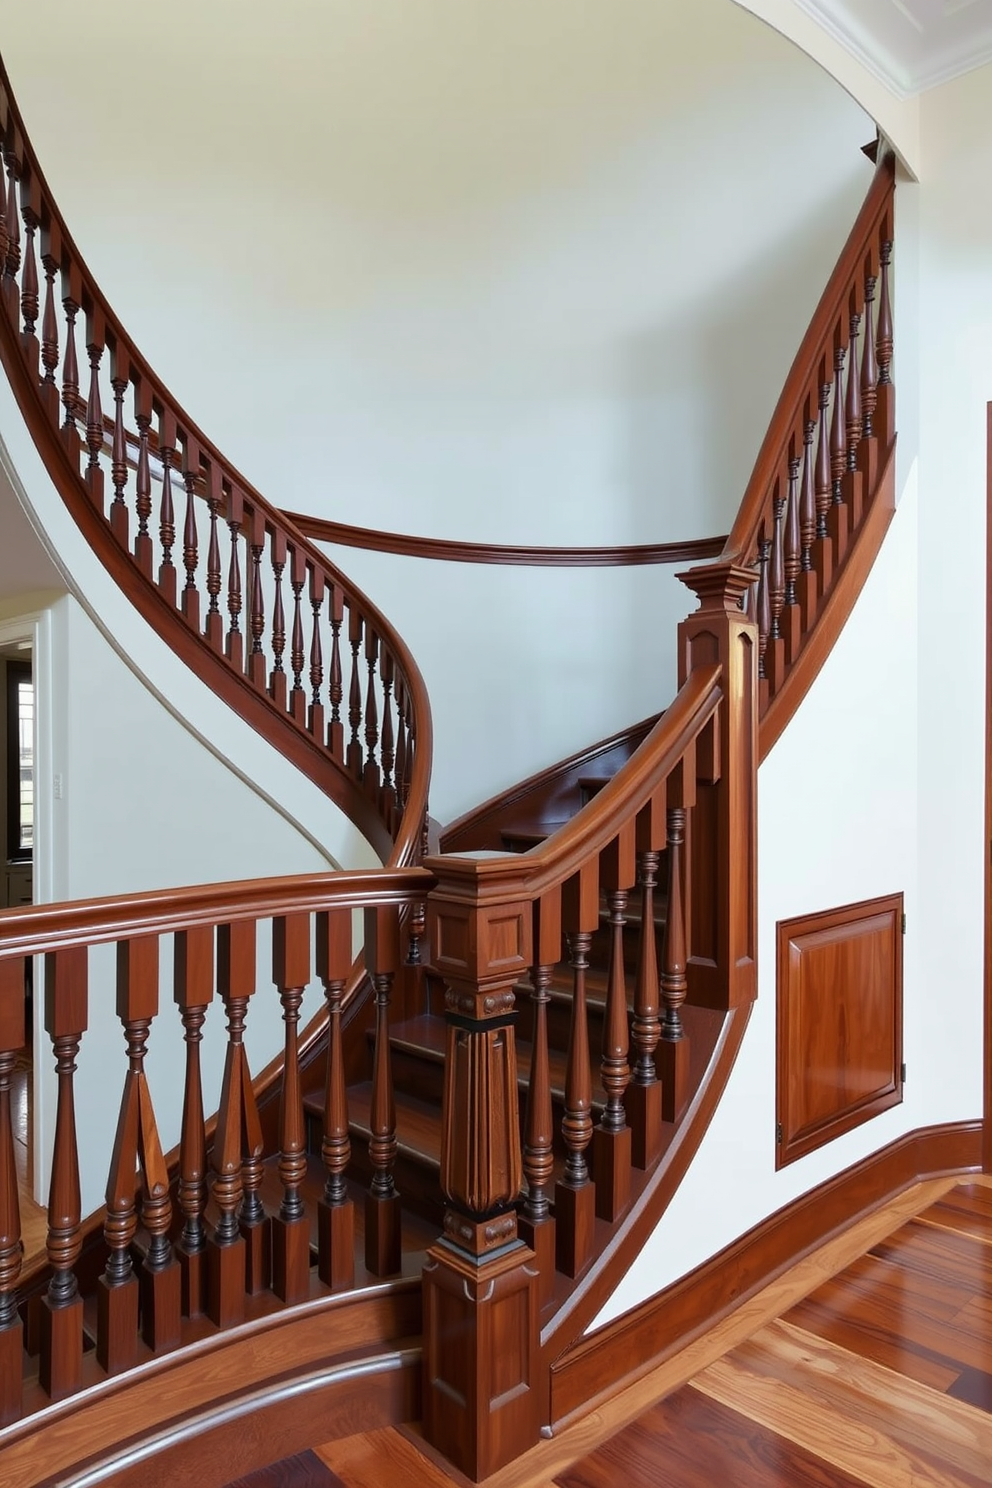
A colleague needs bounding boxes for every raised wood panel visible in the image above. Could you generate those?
[776,893,903,1170]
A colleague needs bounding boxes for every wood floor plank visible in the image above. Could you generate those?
[869,1219,992,1293]
[947,1367,992,1415]
[917,1202,992,1248]
[553,1384,872,1488]
[784,1292,963,1393]
[726,1318,992,1484]
[222,1449,345,1488]
[317,1425,473,1488]
[694,1352,986,1488]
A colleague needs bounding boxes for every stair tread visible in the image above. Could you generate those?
[499,819,570,849]
[346,1082,442,1167]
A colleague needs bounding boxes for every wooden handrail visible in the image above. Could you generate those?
[0,53,432,869]
[289,510,727,569]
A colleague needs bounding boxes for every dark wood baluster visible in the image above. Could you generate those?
[393,678,408,828]
[813,370,834,596]
[269,529,287,711]
[756,531,771,688]
[380,651,395,819]
[108,346,129,547]
[288,544,306,725]
[84,308,105,511]
[765,478,786,691]
[225,487,245,672]
[180,437,201,629]
[594,831,635,1223]
[844,300,865,532]
[519,892,558,1302]
[207,921,255,1327]
[204,464,223,652]
[365,906,401,1277]
[40,229,60,420]
[797,413,817,632]
[2,146,20,324]
[315,908,354,1291]
[363,629,380,797]
[829,339,848,560]
[271,915,311,1304]
[174,926,213,1319]
[875,232,894,447]
[861,268,878,440]
[0,960,25,1426]
[781,452,802,666]
[132,380,153,578]
[158,410,178,607]
[19,175,39,350]
[237,998,269,1299]
[328,585,344,761]
[0,153,9,306]
[60,264,81,465]
[309,569,325,740]
[555,861,598,1278]
[347,607,364,776]
[628,813,663,1169]
[39,948,87,1401]
[247,508,266,688]
[659,806,690,1123]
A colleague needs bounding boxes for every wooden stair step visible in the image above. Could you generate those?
[499,819,570,851]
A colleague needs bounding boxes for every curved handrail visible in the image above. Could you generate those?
[290,510,727,569]
[0,54,431,870]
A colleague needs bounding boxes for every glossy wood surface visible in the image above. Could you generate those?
[289,510,727,568]
[776,892,903,1168]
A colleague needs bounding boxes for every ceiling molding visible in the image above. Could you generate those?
[793,0,992,96]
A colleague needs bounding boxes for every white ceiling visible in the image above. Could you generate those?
[794,0,992,94]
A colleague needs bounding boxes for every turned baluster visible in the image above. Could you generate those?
[659,807,690,1123]
[756,531,771,684]
[328,586,345,760]
[84,310,105,510]
[393,679,408,823]
[309,569,325,740]
[829,339,848,555]
[769,478,785,638]
[174,926,213,1318]
[347,608,364,776]
[875,233,895,448]
[796,412,818,632]
[815,374,832,540]
[0,960,25,1426]
[315,907,354,1290]
[106,346,129,548]
[39,948,87,1401]
[60,268,81,448]
[40,238,59,394]
[555,893,595,1279]
[519,893,560,1298]
[288,544,306,724]
[225,488,244,671]
[208,920,257,1327]
[269,529,287,711]
[130,380,153,577]
[204,465,223,651]
[247,508,266,688]
[19,183,39,344]
[272,915,311,1304]
[180,438,201,629]
[158,411,178,607]
[0,153,9,287]
[363,628,380,794]
[365,906,401,1276]
[845,302,862,472]
[783,454,800,610]
[594,830,635,1223]
[380,651,395,816]
[2,147,21,321]
[861,268,878,439]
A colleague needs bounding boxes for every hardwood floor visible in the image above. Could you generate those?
[231,1176,992,1488]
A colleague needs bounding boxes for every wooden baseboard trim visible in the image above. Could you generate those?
[548,1118,982,1429]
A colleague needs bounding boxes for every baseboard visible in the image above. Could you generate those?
[548,1118,983,1429]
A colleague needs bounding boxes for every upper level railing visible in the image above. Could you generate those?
[0,58,431,868]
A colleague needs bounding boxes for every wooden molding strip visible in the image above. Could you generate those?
[759,439,897,763]
[548,1117,983,1430]
[286,510,727,569]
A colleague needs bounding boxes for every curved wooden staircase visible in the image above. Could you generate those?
[0,45,900,1488]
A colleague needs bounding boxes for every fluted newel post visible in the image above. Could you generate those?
[0,960,24,1426]
[315,907,354,1291]
[422,857,541,1481]
[39,948,87,1400]
[365,904,401,1277]
[518,894,559,1304]
[174,926,213,1318]
[659,801,691,1123]
[594,830,634,1222]
[271,913,310,1304]
[676,563,757,1010]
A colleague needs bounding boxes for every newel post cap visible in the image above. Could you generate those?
[677,561,756,614]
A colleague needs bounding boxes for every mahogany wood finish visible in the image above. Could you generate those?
[0,58,432,875]
[776,893,904,1169]
[288,510,727,568]
[549,1120,983,1430]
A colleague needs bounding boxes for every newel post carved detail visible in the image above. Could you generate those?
[421,855,542,1481]
[677,562,758,1010]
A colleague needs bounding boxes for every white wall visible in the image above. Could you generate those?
[0,0,875,810]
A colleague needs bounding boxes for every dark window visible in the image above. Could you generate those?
[7,660,33,862]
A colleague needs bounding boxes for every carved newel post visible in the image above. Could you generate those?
[676,562,758,1010]
[421,854,541,1481]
